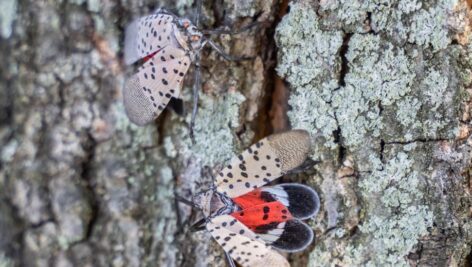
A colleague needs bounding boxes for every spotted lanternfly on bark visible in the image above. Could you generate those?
[180,130,320,267]
[123,9,199,127]
[122,6,255,138]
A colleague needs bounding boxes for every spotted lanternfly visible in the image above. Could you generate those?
[187,130,320,267]
[122,7,254,133]
[123,9,203,126]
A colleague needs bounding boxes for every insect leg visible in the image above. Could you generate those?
[207,40,254,61]
[174,195,184,230]
[194,0,203,26]
[189,53,201,143]
[190,218,207,232]
[175,194,199,209]
[286,158,321,175]
[224,252,237,267]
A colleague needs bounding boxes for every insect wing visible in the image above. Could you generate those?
[124,13,176,65]
[123,46,191,125]
[260,183,320,220]
[254,218,314,252]
[230,200,314,252]
[206,215,289,267]
[215,130,311,198]
[231,201,292,229]
[230,183,319,252]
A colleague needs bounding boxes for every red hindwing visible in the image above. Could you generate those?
[230,190,293,231]
[142,50,159,63]
[231,188,267,209]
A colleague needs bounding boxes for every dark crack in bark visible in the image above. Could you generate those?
[255,0,290,139]
[80,134,99,241]
[338,33,352,87]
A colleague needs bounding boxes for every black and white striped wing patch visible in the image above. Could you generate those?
[206,215,289,267]
[215,130,311,198]
[123,46,191,125]
[254,219,314,252]
[261,184,320,219]
[124,13,176,65]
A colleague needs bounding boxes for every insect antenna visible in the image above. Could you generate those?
[202,20,262,36]
[194,0,202,26]
[189,0,204,143]
[175,194,201,209]
[174,196,184,230]
[201,14,263,62]
[207,40,254,61]
[203,19,261,62]
[189,57,201,144]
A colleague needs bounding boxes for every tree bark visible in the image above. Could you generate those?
[0,0,471,267]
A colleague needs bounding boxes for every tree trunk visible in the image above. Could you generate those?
[0,0,471,267]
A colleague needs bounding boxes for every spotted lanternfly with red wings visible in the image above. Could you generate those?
[122,8,254,129]
[190,130,320,267]
[122,9,203,126]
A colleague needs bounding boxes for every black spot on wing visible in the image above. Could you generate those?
[260,191,277,202]
[263,206,270,213]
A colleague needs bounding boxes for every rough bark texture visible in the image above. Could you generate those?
[0,0,471,267]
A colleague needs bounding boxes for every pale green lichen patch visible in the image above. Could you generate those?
[276,4,343,88]
[319,0,458,51]
[355,152,433,266]
[114,103,158,150]
[175,0,194,16]
[0,0,17,38]
[406,0,457,51]
[332,34,416,146]
[174,91,246,167]
[277,2,459,150]
[275,1,466,266]
[334,33,459,145]
[276,3,342,150]
[318,0,369,32]
[288,81,339,149]
[309,151,433,266]
[0,253,12,267]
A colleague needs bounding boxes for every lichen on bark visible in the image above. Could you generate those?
[0,0,471,266]
[276,0,472,266]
